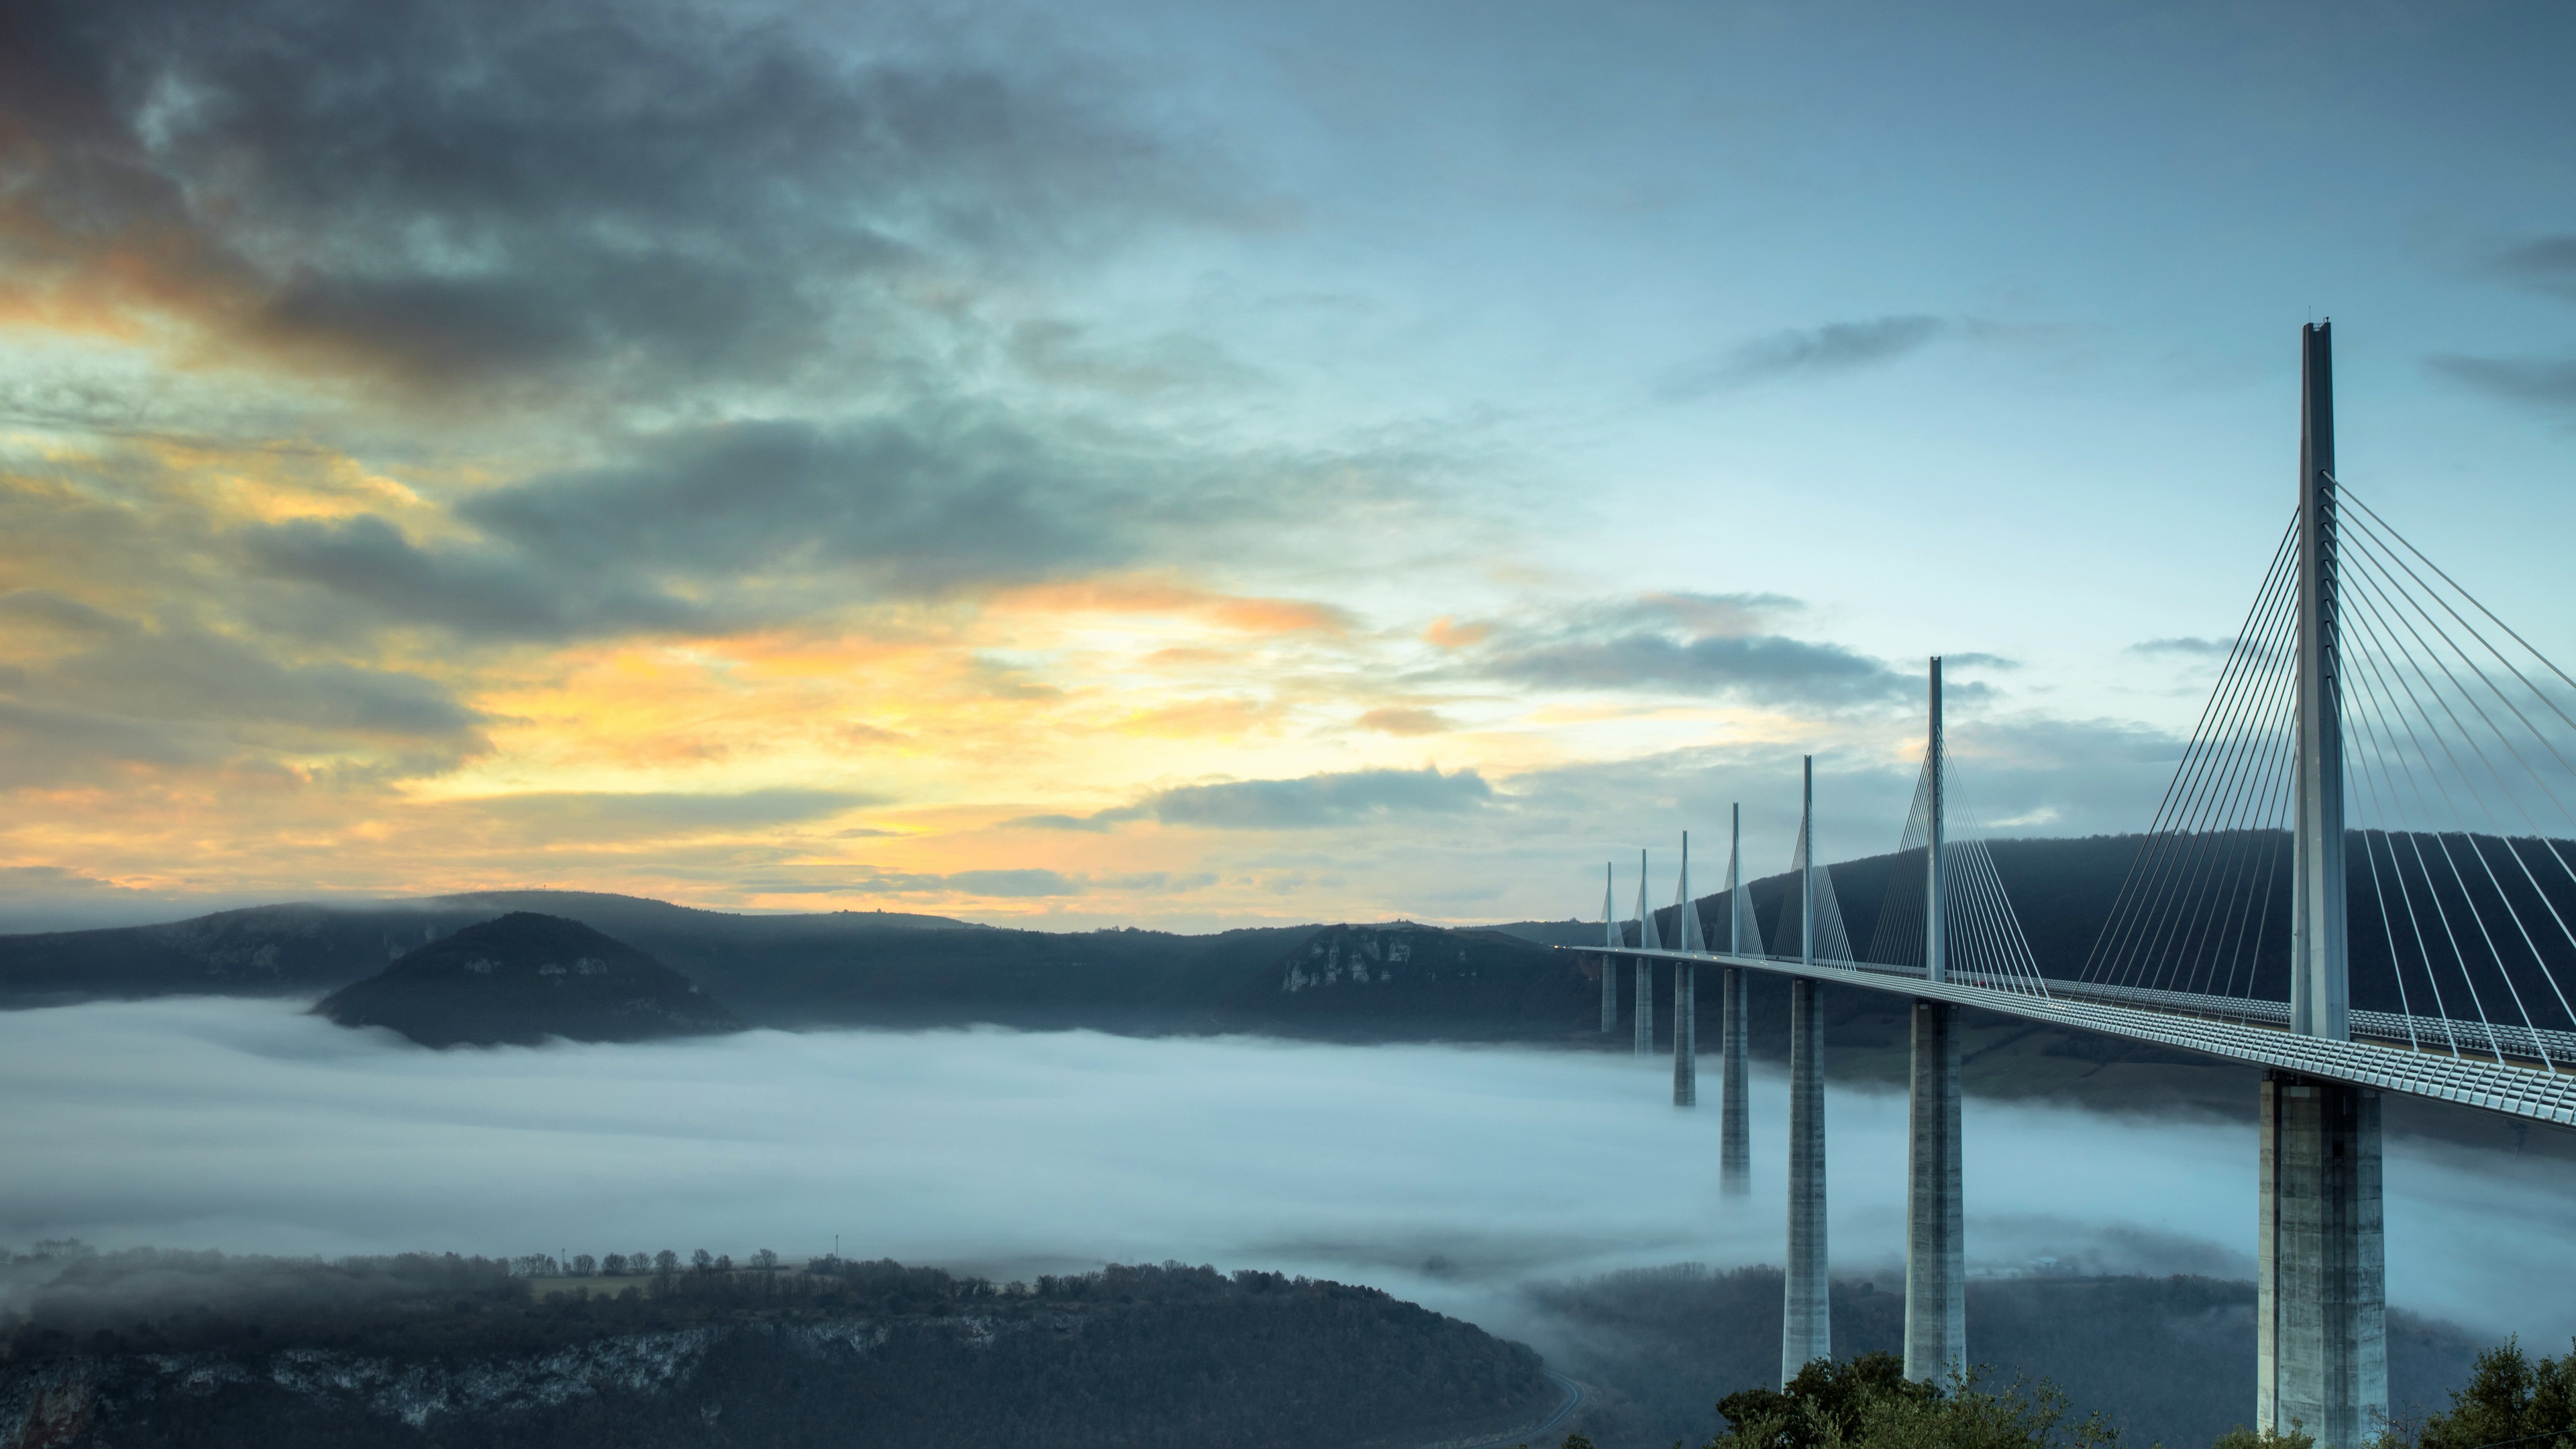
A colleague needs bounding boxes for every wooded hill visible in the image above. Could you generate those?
[0,1249,1554,1448]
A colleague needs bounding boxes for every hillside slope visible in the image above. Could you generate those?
[1216,922,1592,1041]
[0,1252,1554,1449]
[315,913,745,1048]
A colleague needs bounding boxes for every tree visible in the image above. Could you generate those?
[655,1250,680,1276]
[601,1254,627,1275]
[1705,1353,2115,1449]
[753,1249,780,1273]
[2387,1338,2576,1449]
[572,1254,597,1276]
[715,1254,733,1273]
[2212,1427,2313,1448]
[692,1248,714,1271]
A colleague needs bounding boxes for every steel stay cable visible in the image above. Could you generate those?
[2345,488,2576,733]
[2347,594,2520,1060]
[2349,518,2576,835]
[2217,745,2296,1010]
[2134,541,2304,994]
[2156,602,2302,1000]
[2343,681,2428,1050]
[2096,540,2301,991]
[1931,745,2011,987]
[2343,666,2457,1054]
[2345,533,2576,1018]
[2135,566,2301,999]
[2349,501,2576,977]
[2358,700,2505,1064]
[1941,743,2049,994]
[2349,574,2576,1044]
[2084,519,2299,984]
[2346,599,2520,1063]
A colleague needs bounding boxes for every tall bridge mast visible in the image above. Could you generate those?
[2263,320,2386,1448]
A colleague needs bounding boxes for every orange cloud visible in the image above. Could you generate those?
[998,578,1351,636]
[1357,706,1453,736]
[1422,616,1492,649]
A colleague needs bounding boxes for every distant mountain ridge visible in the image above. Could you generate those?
[315,912,745,1048]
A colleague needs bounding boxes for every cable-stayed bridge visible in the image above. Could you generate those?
[1584,323,2576,1448]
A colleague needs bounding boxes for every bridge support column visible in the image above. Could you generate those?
[1904,1000,1964,1382]
[1720,966,1750,1195]
[1672,963,1697,1106]
[1782,977,1829,1381]
[2259,1073,2385,1449]
[1635,960,1653,1055]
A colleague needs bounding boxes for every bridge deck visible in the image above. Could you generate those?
[1588,946,2576,1128]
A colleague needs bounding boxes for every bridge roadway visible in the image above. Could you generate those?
[1583,945,2576,1128]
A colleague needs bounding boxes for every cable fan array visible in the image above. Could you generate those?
[1865,743,2051,995]
[1763,808,1856,961]
[2082,491,2576,1067]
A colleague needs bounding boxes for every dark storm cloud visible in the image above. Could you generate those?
[1657,315,1948,399]
[0,0,1212,395]
[1014,766,1494,833]
[2426,355,2576,415]
[0,608,489,784]
[2487,235,2576,302]
[1448,594,1913,708]
[244,414,1140,639]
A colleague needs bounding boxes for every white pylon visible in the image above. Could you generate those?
[1676,830,1705,952]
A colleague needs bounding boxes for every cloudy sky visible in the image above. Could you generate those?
[2,0,2571,929]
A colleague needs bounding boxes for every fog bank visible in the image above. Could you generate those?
[0,1000,2567,1346]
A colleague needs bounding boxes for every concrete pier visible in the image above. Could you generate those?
[1720,965,1750,1195]
[1904,1000,1964,1381]
[2259,1073,2385,1448]
[1782,976,1829,1381]
[1635,959,1653,1055]
[1904,656,1964,1381]
[1672,962,1697,1106]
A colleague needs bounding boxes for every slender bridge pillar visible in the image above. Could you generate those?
[1675,831,1699,1107]
[1906,657,1966,1383]
[1601,862,1619,1033]
[1673,962,1697,1105]
[1721,801,1750,1195]
[2264,321,2386,1448]
[1782,756,1830,1381]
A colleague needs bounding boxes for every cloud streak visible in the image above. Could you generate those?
[1016,766,1495,833]
[1659,315,1948,399]
[2428,354,2576,415]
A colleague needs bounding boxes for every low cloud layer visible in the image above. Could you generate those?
[1020,766,1495,833]
[2428,354,2576,415]
[1659,316,1949,399]
[1438,594,1916,708]
[0,1000,2567,1350]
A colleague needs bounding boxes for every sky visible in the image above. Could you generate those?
[5,1002,2573,1355]
[1,0,2572,930]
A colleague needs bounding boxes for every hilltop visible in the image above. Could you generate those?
[315,912,745,1048]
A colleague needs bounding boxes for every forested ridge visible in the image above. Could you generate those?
[0,1250,1553,1448]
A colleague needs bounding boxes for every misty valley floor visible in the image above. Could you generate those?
[0,1000,2567,1442]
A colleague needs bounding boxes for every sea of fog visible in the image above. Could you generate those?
[1,998,2569,1350]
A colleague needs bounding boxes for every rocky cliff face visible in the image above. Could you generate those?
[1219,922,1597,1041]
[313,912,743,1048]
